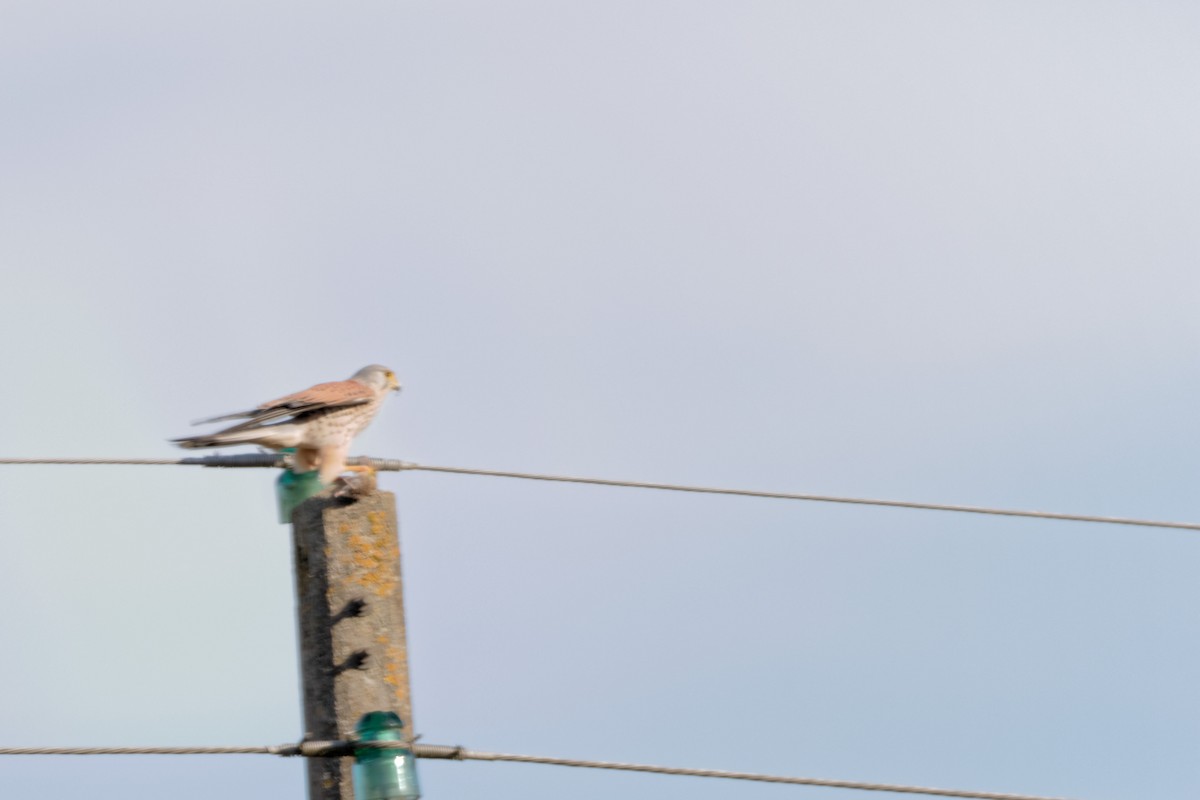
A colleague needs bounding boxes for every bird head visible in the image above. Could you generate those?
[352,364,402,394]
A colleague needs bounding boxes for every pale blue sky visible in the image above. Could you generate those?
[2,2,1199,798]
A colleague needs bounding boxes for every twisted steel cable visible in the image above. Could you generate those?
[2,455,1197,532]
[0,742,1076,800]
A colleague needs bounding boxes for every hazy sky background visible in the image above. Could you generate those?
[2,2,1199,798]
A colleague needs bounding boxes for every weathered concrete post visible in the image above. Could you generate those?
[291,490,414,800]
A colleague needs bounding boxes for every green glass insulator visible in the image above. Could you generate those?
[353,711,420,800]
[276,448,326,523]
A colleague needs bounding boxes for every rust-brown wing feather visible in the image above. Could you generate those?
[259,380,375,411]
[191,380,374,432]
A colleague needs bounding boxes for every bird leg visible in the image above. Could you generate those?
[292,447,321,475]
[305,443,349,485]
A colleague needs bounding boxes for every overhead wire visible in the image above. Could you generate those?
[0,745,289,756]
[414,744,1076,800]
[0,742,1077,800]
[1,455,1197,532]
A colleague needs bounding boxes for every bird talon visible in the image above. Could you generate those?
[332,469,377,498]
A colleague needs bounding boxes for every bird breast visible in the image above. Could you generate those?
[296,400,382,447]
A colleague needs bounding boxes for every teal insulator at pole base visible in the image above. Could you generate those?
[276,450,327,523]
[353,712,420,800]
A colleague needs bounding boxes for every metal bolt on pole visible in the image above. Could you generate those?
[291,490,415,800]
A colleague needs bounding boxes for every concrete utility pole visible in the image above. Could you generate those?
[291,490,414,800]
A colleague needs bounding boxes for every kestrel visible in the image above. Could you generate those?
[173,365,401,483]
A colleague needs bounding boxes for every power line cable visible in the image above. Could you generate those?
[0,745,289,756]
[1,455,1197,532]
[414,744,1075,800]
[0,457,194,466]
[0,742,1077,800]
[399,463,1200,532]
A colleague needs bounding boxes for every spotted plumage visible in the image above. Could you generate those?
[173,365,401,483]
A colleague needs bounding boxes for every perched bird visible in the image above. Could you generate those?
[173,365,401,484]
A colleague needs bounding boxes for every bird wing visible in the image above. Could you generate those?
[191,380,374,430]
[259,380,375,411]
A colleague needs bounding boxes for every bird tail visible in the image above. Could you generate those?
[190,409,255,426]
[171,423,299,450]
